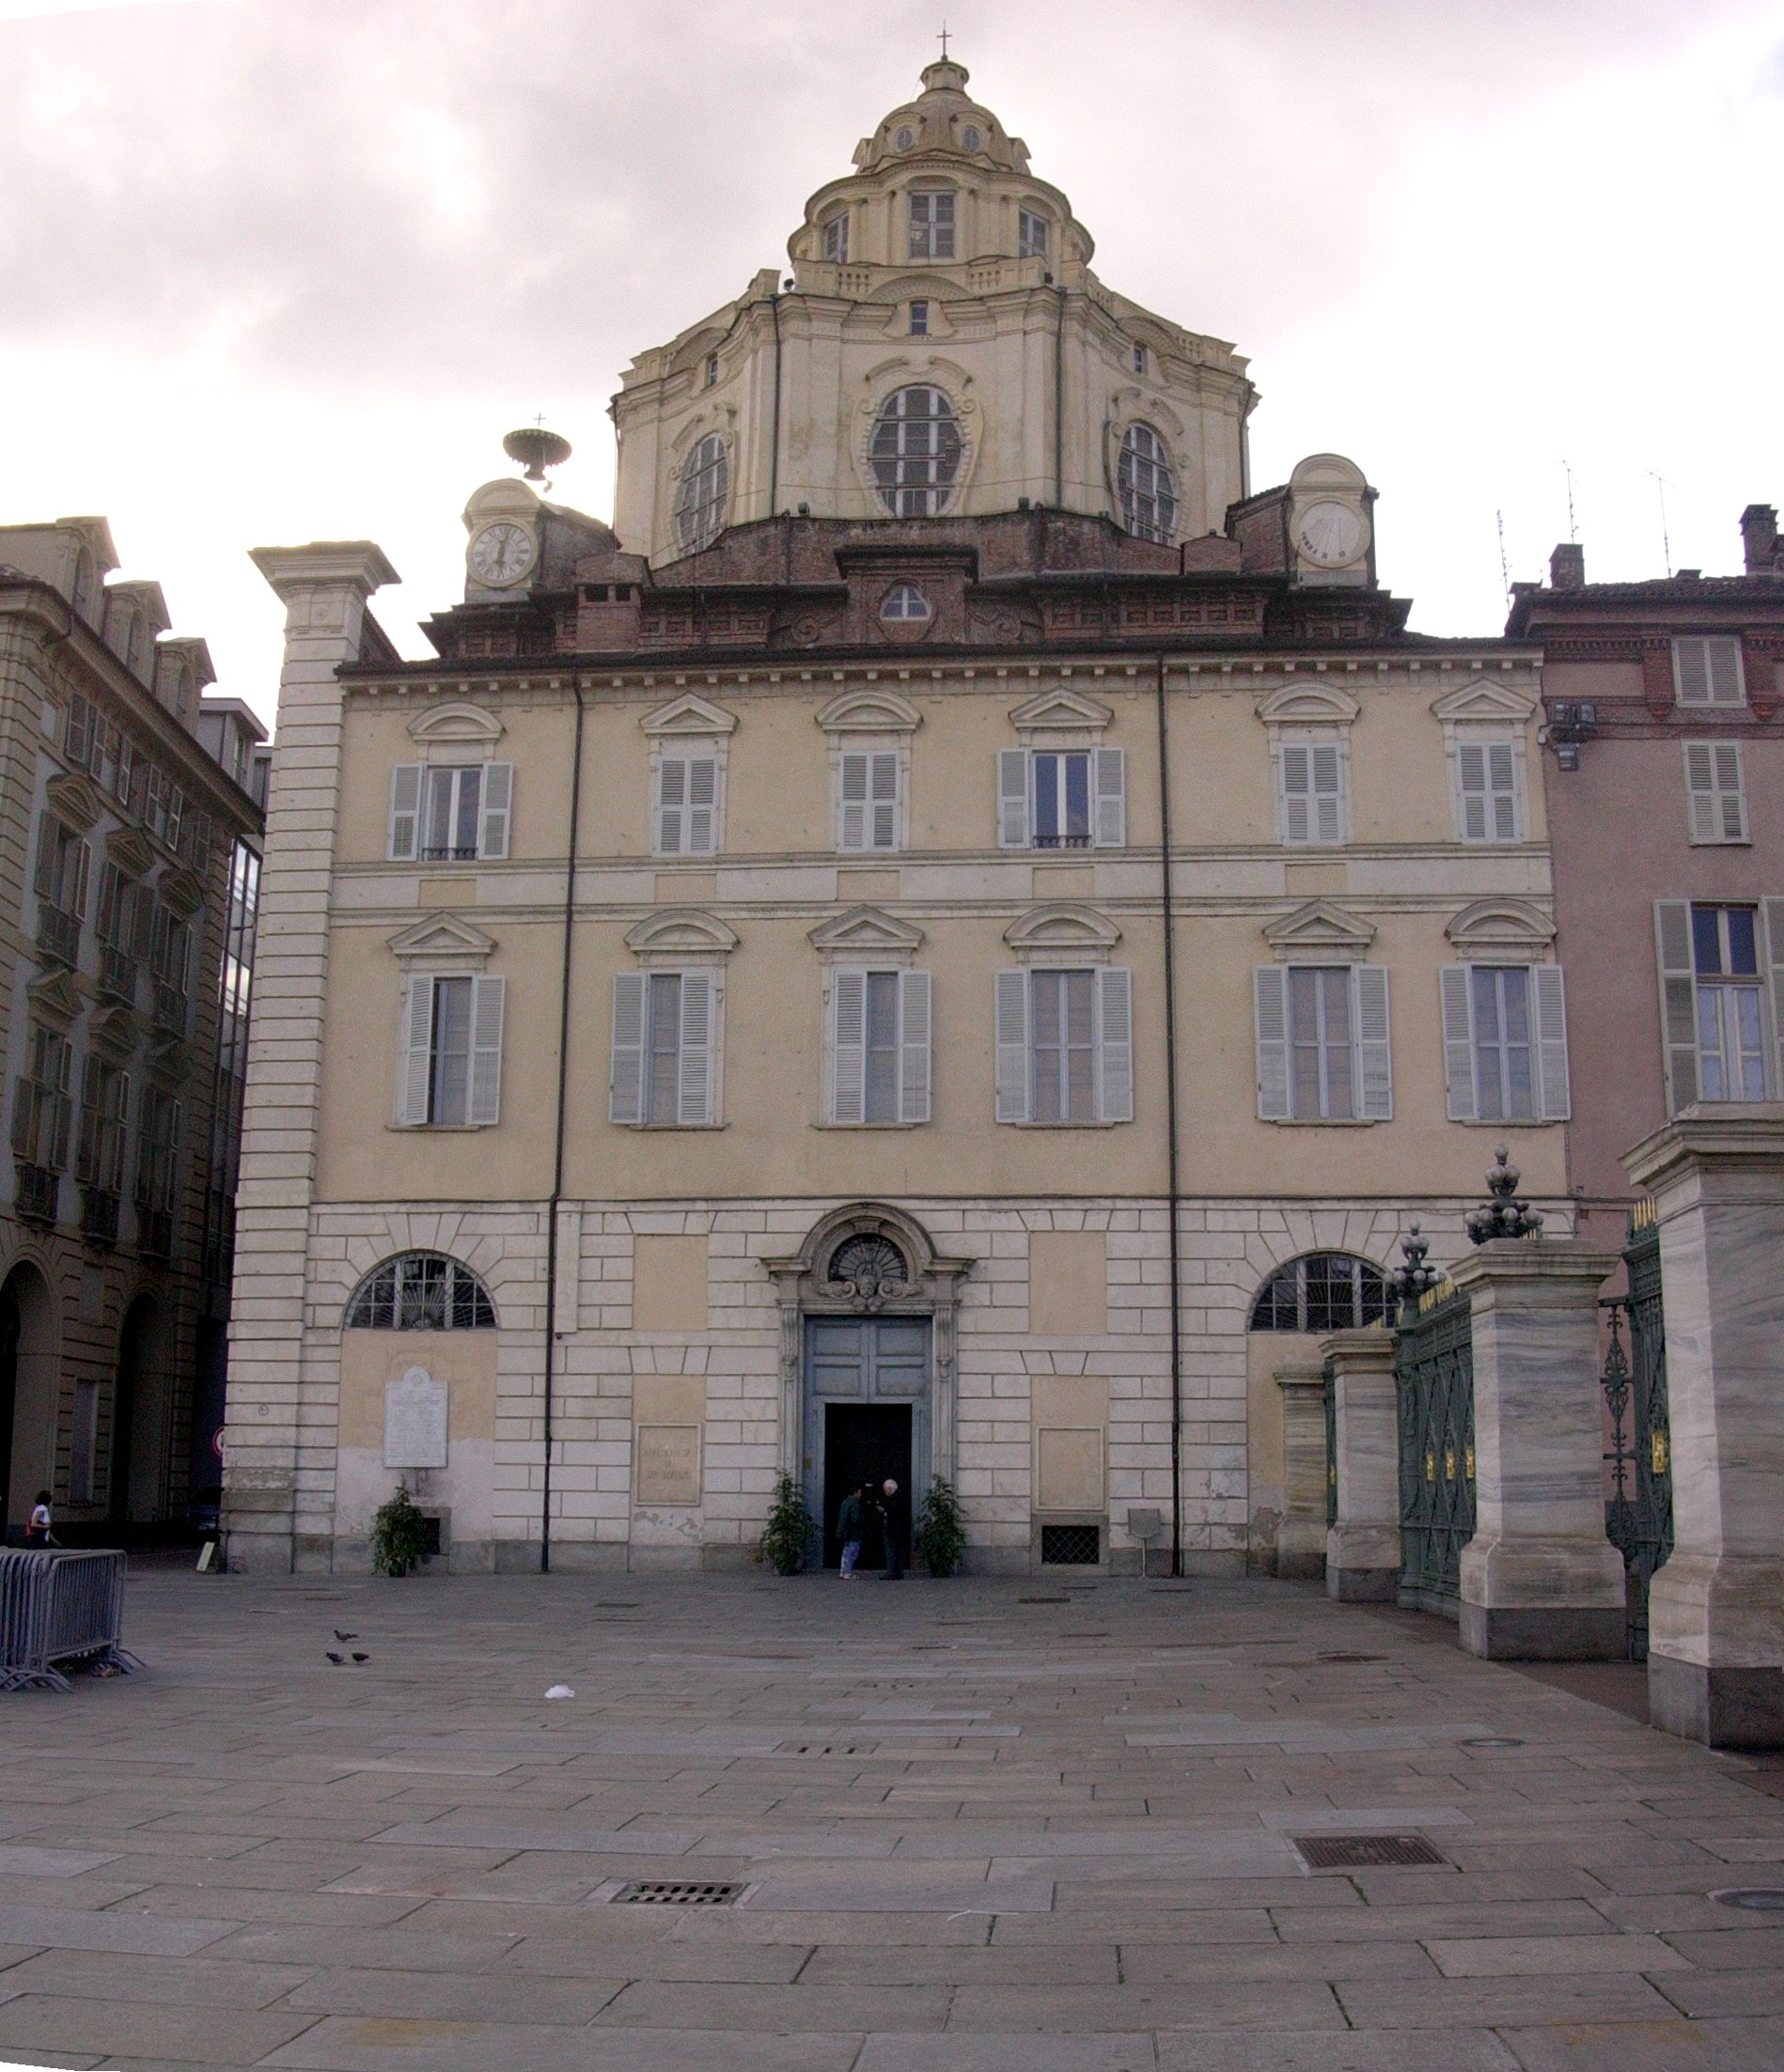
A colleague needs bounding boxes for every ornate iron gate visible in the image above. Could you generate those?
[1602,1200,1672,1660]
[1395,1283,1476,1616]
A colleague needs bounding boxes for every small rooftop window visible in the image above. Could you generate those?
[881,584,932,623]
[822,211,848,264]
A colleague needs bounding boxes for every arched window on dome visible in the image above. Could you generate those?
[870,387,962,518]
[822,210,849,264]
[1248,1253,1388,1333]
[344,1252,497,1332]
[1118,423,1177,545]
[674,433,729,555]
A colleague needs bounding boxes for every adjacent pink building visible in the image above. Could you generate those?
[1510,506,1784,1249]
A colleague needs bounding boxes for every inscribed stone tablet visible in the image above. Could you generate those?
[384,1366,448,1469]
[636,1423,702,1505]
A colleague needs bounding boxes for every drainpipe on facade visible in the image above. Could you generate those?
[539,678,587,1573]
[1155,652,1184,1577]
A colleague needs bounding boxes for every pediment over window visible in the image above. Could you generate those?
[104,828,156,880]
[1430,678,1538,724]
[1008,687,1113,738]
[386,913,496,968]
[816,689,922,734]
[408,701,505,747]
[1004,901,1122,964]
[624,908,739,962]
[157,867,202,919]
[87,1004,139,1062]
[44,771,102,831]
[145,1032,189,1084]
[1262,898,1377,961]
[807,905,926,962]
[25,970,80,1030]
[1255,683,1359,726]
[640,693,738,739]
[1445,897,1555,956]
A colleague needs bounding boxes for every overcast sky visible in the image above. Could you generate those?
[3,0,1782,724]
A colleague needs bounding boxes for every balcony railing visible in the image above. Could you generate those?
[79,1188,118,1246]
[420,845,478,864]
[15,1164,60,1223]
[98,946,138,1005]
[137,1207,173,1257]
[151,981,187,1035]
[36,906,80,967]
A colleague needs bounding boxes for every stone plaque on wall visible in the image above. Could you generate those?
[1037,1426,1104,1513]
[384,1366,448,1470]
[635,1423,702,1506]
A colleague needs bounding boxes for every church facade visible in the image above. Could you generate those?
[224,60,1571,1576]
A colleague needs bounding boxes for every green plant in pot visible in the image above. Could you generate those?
[915,1475,966,1578]
[371,1481,430,1578]
[758,1474,815,1576]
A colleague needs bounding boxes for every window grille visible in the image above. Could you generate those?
[675,433,729,554]
[1040,1524,1101,1566]
[869,387,962,517]
[345,1253,497,1331]
[1249,1254,1389,1333]
[1118,424,1174,542]
[829,1234,908,1286]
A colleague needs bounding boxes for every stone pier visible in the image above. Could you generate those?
[1322,1326,1401,1601]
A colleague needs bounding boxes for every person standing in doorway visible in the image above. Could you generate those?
[837,1485,865,1579]
[879,1477,907,1581]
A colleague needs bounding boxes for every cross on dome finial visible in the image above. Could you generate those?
[937,20,950,57]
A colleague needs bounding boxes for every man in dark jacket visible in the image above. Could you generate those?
[879,1477,908,1580]
[837,1487,865,1579]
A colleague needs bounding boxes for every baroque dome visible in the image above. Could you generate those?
[853,57,1030,177]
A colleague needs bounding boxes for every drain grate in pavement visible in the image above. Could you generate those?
[612,1880,745,1907]
[1460,1737,1525,1750]
[1294,1833,1446,1871]
[1714,1888,1784,1912]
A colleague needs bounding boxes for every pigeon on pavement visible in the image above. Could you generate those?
[325,1652,345,1665]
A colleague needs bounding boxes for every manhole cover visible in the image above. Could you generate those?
[1460,1737,1525,1750]
[1294,1833,1446,1871]
[612,1880,744,1907]
[1714,1888,1784,1912]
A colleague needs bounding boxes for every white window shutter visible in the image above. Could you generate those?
[1654,901,1698,1113]
[899,969,932,1123]
[686,756,718,854]
[1093,747,1126,849]
[1714,743,1746,839]
[1764,899,1784,1100]
[1354,964,1393,1120]
[397,976,434,1126]
[657,758,685,853]
[994,969,1029,1121]
[677,971,715,1124]
[1684,743,1719,841]
[838,753,869,851]
[1440,966,1478,1122]
[1675,640,1709,706]
[870,752,900,849]
[830,968,868,1124]
[1488,743,1518,841]
[1254,966,1291,1120]
[1311,744,1343,844]
[1532,964,1571,1121]
[480,763,512,860]
[1458,743,1489,841]
[609,972,646,1123]
[1280,744,1310,844]
[1097,966,1134,1122]
[389,764,422,862]
[1708,637,1743,705]
[467,975,506,1125]
[998,748,1029,848]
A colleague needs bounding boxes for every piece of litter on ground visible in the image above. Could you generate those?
[545,1684,574,1700]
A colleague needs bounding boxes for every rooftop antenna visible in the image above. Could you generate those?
[504,417,572,488]
[1648,470,1676,577]
[1560,459,1577,543]
[1495,508,1511,603]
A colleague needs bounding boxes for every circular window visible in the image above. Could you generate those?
[961,124,981,152]
[894,125,915,151]
[880,584,932,623]
[674,432,729,554]
[869,386,962,518]
[1118,422,1177,544]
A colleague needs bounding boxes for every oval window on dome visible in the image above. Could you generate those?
[894,124,915,151]
[961,124,981,152]
[1118,423,1177,545]
[869,386,963,518]
[674,432,729,554]
[880,583,931,623]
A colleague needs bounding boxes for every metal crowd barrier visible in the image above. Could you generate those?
[0,1550,139,1692]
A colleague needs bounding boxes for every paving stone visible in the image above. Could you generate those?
[279,1966,622,2021]
[0,1950,314,2009]
[260,2017,863,2071]
[0,1907,237,1956]
[1496,2017,1784,2071]
[1153,2035,1519,2071]
[0,1994,318,2064]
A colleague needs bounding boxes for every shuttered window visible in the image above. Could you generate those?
[837,752,900,851]
[1457,740,1520,843]
[1439,964,1570,1123]
[655,755,720,856]
[1279,740,1345,846]
[397,974,505,1126]
[1674,636,1745,707]
[1654,901,1776,1110]
[609,971,718,1126]
[388,764,513,863]
[1254,966,1392,1121]
[994,967,1133,1124]
[995,748,1125,849]
[1683,741,1747,844]
[829,968,931,1124]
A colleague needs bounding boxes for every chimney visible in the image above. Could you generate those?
[1549,541,1585,590]
[1740,503,1778,575]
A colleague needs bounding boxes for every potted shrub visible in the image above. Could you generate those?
[915,1476,966,1578]
[371,1481,430,1578]
[758,1474,816,1576]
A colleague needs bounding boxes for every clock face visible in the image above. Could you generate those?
[469,521,537,586]
[1293,499,1367,570]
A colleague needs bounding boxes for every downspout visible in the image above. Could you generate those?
[1154,652,1184,1578]
[769,290,784,520]
[539,676,587,1573]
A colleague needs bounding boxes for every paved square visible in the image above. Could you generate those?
[0,1567,1780,2070]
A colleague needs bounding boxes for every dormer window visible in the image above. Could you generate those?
[822,210,849,263]
[1132,342,1147,375]
[881,584,931,623]
[909,300,930,336]
[961,124,982,152]
[909,189,955,260]
[1018,209,1049,260]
